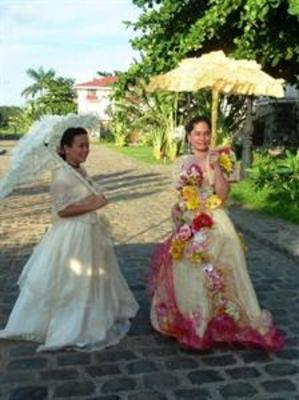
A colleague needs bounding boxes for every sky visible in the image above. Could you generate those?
[0,0,141,106]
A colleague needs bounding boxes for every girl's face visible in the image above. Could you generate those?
[188,121,211,152]
[65,134,89,164]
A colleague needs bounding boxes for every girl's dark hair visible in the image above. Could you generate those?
[59,127,88,159]
[184,116,211,143]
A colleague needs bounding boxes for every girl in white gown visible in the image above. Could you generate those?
[0,125,139,352]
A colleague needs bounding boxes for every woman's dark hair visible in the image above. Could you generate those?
[59,127,88,159]
[184,116,211,143]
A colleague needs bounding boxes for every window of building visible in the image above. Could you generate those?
[86,89,97,99]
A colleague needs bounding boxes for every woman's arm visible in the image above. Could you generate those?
[58,194,108,218]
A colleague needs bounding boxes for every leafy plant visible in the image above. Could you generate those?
[111,120,127,147]
[110,82,179,160]
[248,150,299,201]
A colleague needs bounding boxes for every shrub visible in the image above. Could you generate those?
[248,150,299,201]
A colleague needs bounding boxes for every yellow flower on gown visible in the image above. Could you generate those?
[206,194,222,209]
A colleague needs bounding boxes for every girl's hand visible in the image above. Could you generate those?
[209,150,220,169]
[90,194,108,210]
[57,194,108,218]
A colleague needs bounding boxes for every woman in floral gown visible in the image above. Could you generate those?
[149,116,284,351]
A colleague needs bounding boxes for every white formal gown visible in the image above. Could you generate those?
[0,164,139,352]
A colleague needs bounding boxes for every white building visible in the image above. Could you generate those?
[74,76,118,121]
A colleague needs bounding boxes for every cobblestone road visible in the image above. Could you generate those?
[0,142,298,400]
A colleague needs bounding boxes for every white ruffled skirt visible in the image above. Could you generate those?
[0,215,139,352]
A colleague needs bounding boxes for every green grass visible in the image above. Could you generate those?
[230,179,299,224]
[103,143,173,165]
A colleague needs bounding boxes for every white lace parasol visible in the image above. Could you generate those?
[0,113,99,198]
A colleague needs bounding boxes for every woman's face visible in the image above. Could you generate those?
[188,121,211,152]
[65,134,89,164]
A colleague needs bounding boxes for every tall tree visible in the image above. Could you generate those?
[37,77,76,115]
[117,0,298,95]
[22,67,56,98]
[0,106,22,128]
[21,68,76,119]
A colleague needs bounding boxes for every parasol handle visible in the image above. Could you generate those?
[211,89,219,148]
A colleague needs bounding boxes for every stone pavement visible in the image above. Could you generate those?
[229,208,299,260]
[0,141,298,400]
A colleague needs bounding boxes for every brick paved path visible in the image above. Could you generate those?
[0,142,298,400]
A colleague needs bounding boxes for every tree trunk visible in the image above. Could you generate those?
[240,97,254,179]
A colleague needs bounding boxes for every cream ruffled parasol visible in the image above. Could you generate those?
[147,51,284,146]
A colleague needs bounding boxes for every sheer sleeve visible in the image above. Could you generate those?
[79,166,105,195]
[50,167,92,213]
[172,155,189,188]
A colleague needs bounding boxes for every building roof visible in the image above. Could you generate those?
[74,76,118,89]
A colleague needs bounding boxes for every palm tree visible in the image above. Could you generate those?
[22,67,56,98]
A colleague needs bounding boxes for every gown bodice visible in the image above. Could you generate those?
[50,164,101,224]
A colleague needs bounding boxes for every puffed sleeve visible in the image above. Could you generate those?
[50,167,91,213]
[172,155,189,188]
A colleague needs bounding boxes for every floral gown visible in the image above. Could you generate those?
[149,149,284,351]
